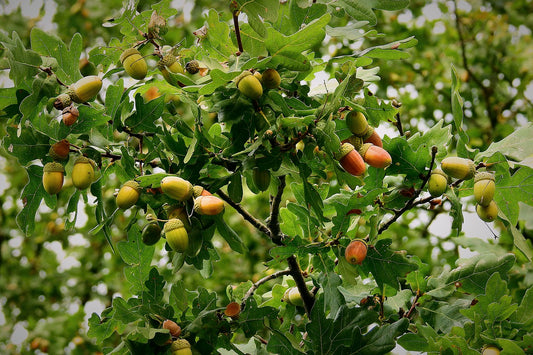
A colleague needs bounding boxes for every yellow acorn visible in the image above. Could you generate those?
[193,195,225,215]
[476,200,498,222]
[42,162,65,195]
[428,168,448,197]
[474,172,495,207]
[161,176,193,201]
[441,157,476,180]
[116,180,141,209]
[481,345,500,355]
[120,48,147,80]
[170,339,192,355]
[346,111,370,137]
[164,219,188,252]
[282,287,304,307]
[166,206,192,231]
[261,68,281,89]
[235,71,262,100]
[71,156,95,190]
[67,76,102,103]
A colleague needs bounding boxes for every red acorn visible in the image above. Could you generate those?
[337,143,366,176]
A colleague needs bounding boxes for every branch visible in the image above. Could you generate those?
[268,175,286,245]
[216,189,272,239]
[232,10,244,54]
[241,269,291,309]
[287,255,314,317]
[404,290,422,319]
[391,100,404,136]
[378,146,438,234]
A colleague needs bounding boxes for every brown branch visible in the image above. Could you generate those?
[392,100,404,136]
[268,175,286,245]
[241,269,291,309]
[287,255,314,317]
[378,146,438,234]
[404,291,422,319]
[232,11,244,54]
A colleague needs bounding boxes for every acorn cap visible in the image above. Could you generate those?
[358,143,372,157]
[474,171,495,183]
[74,155,94,166]
[431,168,448,178]
[362,126,375,140]
[192,185,204,198]
[164,218,185,233]
[345,136,363,151]
[44,162,65,173]
[233,71,252,86]
[54,93,72,110]
[338,143,355,160]
[120,48,140,64]
[160,53,177,67]
[185,60,200,74]
[122,180,141,192]
[170,339,191,351]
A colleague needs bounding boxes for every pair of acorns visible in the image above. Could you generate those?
[428,157,497,222]
[42,155,96,195]
[234,69,281,100]
[53,75,103,111]
[338,111,392,176]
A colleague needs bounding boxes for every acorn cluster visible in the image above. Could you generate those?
[54,75,102,112]
[428,157,498,222]
[161,319,193,355]
[234,68,282,100]
[337,111,391,176]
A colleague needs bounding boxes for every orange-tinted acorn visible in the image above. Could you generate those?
[362,127,383,148]
[337,143,366,176]
[345,239,368,265]
[193,195,224,215]
[358,143,392,169]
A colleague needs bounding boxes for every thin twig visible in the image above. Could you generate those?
[216,189,272,238]
[392,100,404,136]
[287,255,314,317]
[232,11,244,54]
[241,269,291,309]
[268,175,286,245]
[378,146,438,234]
[404,291,422,319]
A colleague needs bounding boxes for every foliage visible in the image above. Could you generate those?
[1,0,532,354]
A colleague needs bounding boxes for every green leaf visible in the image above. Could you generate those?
[397,333,428,352]
[202,9,237,59]
[408,119,453,160]
[511,286,533,325]
[16,165,46,235]
[240,298,279,338]
[335,0,409,26]
[267,329,305,355]
[426,253,515,297]
[214,214,247,253]
[450,65,469,146]
[199,69,240,95]
[228,172,243,203]
[405,256,430,294]
[318,272,344,316]
[0,31,42,91]
[476,123,533,163]
[235,0,279,38]
[125,94,165,133]
[384,136,431,182]
[30,28,82,84]
[362,90,398,127]
[143,267,165,304]
[170,280,189,313]
[112,297,143,324]
[445,187,464,236]
[313,119,341,155]
[3,126,50,166]
[117,225,155,293]
[359,239,418,290]
[88,312,124,345]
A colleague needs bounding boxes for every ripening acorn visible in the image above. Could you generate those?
[193,195,225,215]
[441,157,476,180]
[481,346,500,355]
[428,168,449,197]
[261,68,281,89]
[162,319,181,337]
[474,172,495,207]
[164,219,189,252]
[166,206,192,231]
[141,222,162,246]
[67,75,102,103]
[62,106,79,126]
[120,48,147,80]
[116,180,141,209]
[362,127,383,148]
[161,176,193,201]
[252,168,271,192]
[49,139,70,161]
[358,143,392,169]
[42,162,65,195]
[337,143,366,176]
[345,239,368,265]
[476,200,498,222]
[192,185,212,198]
[235,71,263,100]
[170,339,192,355]
[224,302,241,319]
[283,287,305,307]
[346,111,370,137]
[71,156,95,190]
[161,54,184,74]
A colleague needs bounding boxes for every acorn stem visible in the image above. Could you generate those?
[232,10,244,54]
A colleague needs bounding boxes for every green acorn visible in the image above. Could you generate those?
[441,157,476,180]
[252,168,271,192]
[67,76,102,103]
[116,180,141,210]
[476,200,498,222]
[164,219,189,252]
[71,156,95,190]
[474,172,495,207]
[120,48,147,80]
[235,71,262,100]
[161,176,193,201]
[346,111,370,137]
[282,287,304,307]
[428,168,448,197]
[142,222,162,246]
[170,339,192,355]
[261,68,281,89]
[43,162,65,195]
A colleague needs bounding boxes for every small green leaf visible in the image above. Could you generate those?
[214,214,247,253]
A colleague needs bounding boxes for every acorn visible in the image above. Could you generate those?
[116,180,141,209]
[161,54,184,74]
[428,168,448,197]
[282,287,305,307]
[476,200,498,222]
[441,157,476,180]
[170,339,192,355]
[49,139,70,161]
[345,239,368,265]
[162,320,181,337]
[481,346,500,355]
[362,127,383,148]
[192,185,212,198]
[185,60,200,74]
[71,156,95,190]
[345,111,370,137]
[474,172,495,207]
[253,71,263,83]
[54,93,72,110]
[42,162,65,195]
[193,195,225,216]
[142,222,162,246]
[224,302,241,319]
[67,75,102,103]
[261,68,281,89]
[120,48,147,80]
[160,176,193,201]
[337,143,366,176]
[164,219,189,252]
[62,106,79,126]
[166,206,192,231]
[358,143,392,169]
[235,71,262,100]
[252,168,271,192]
